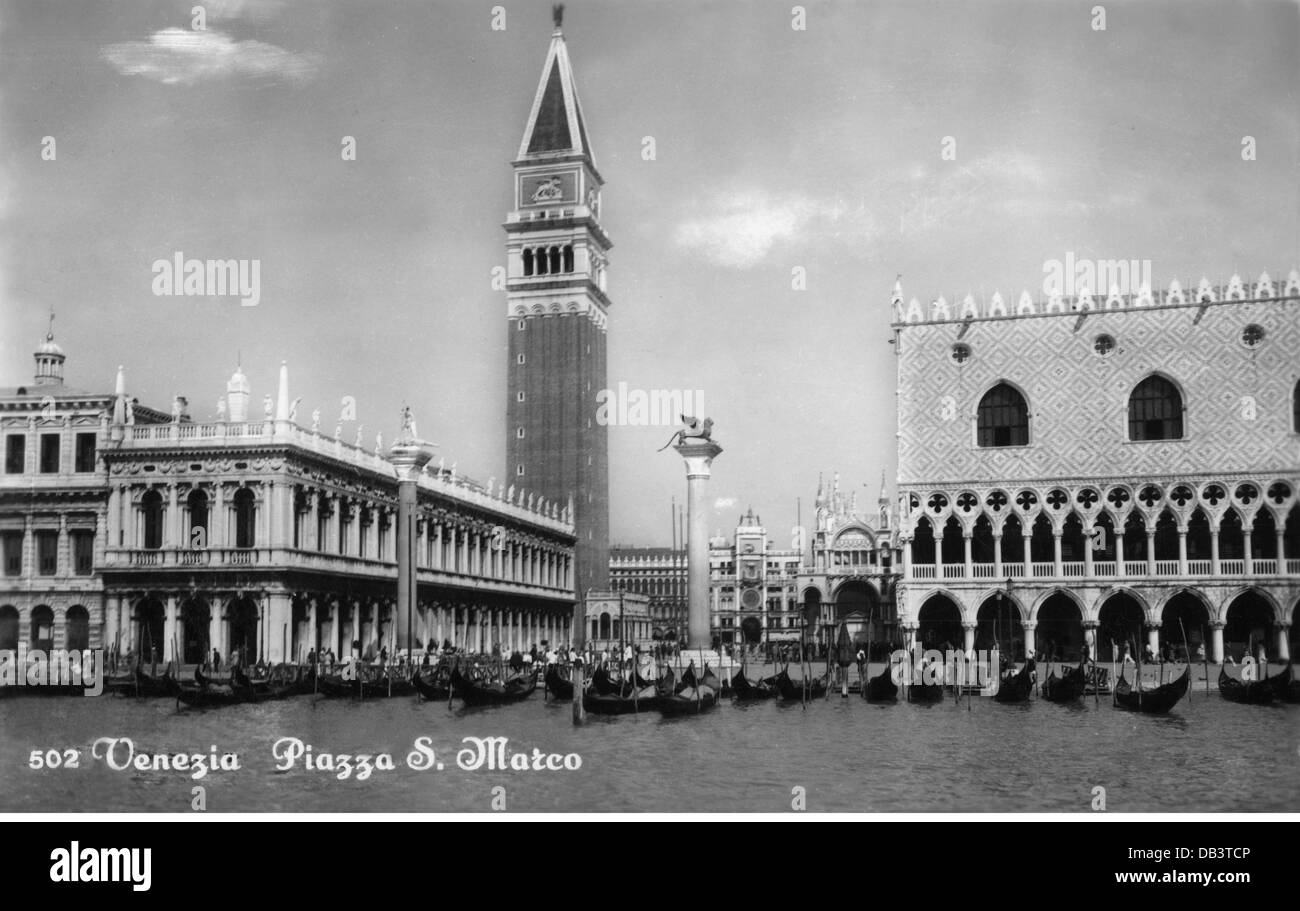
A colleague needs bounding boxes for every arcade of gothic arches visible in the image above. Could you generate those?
[901,480,1299,575]
[908,586,1299,662]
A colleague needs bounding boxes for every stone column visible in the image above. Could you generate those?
[1177,528,1188,576]
[962,621,976,653]
[1082,621,1098,661]
[308,598,319,659]
[162,597,178,660]
[1114,528,1126,578]
[676,438,723,648]
[350,600,361,657]
[902,538,912,579]
[266,592,292,663]
[1210,622,1225,664]
[963,532,973,578]
[992,532,1002,578]
[1052,529,1063,578]
[1276,530,1287,573]
[1145,529,1156,577]
[1083,525,1094,577]
[1022,531,1033,578]
[1146,623,1160,658]
[1022,620,1037,660]
[1210,528,1220,575]
[1242,526,1253,576]
[389,431,433,656]
[1278,625,1291,662]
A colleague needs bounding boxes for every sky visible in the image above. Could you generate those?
[0,0,1296,548]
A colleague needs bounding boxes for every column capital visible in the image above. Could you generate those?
[1021,620,1037,630]
[961,621,977,630]
[674,439,723,478]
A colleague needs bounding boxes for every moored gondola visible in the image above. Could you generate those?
[657,666,718,716]
[1263,663,1299,704]
[993,658,1036,704]
[863,663,899,702]
[449,665,537,706]
[1041,661,1087,703]
[1217,666,1274,705]
[730,669,778,700]
[412,665,451,701]
[544,663,574,700]
[1113,665,1189,714]
[134,665,180,697]
[772,668,828,702]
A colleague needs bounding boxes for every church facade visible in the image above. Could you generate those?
[891,271,1300,663]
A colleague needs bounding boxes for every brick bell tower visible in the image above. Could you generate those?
[504,7,611,596]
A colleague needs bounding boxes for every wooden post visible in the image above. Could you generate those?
[571,660,585,724]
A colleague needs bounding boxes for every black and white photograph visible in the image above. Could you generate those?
[0,0,1296,868]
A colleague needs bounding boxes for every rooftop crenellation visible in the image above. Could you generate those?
[891,269,1300,326]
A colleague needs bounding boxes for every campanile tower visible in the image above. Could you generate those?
[505,8,610,595]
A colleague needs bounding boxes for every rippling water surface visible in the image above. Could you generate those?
[1,665,1296,813]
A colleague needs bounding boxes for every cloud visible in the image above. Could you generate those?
[674,191,880,270]
[201,0,288,23]
[675,194,814,269]
[101,28,320,86]
[713,497,737,509]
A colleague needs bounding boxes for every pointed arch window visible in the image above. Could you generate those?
[976,383,1029,447]
[1128,375,1183,441]
[1293,379,1300,432]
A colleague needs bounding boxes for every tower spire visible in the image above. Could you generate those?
[516,11,595,167]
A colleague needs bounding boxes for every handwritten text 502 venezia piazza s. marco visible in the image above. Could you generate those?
[24,737,581,781]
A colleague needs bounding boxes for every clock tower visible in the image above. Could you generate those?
[504,10,611,595]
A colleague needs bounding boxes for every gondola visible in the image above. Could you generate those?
[544,663,574,700]
[1217,666,1274,705]
[908,658,944,703]
[863,663,899,702]
[1264,663,1300,704]
[657,667,718,716]
[729,669,778,700]
[412,665,452,701]
[1041,661,1087,703]
[133,665,180,697]
[1113,665,1189,714]
[993,658,1036,704]
[583,684,659,715]
[449,665,537,706]
[360,668,416,698]
[772,668,829,702]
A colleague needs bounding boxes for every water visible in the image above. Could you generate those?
[2,666,1296,813]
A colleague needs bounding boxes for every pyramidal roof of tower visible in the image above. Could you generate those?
[517,23,595,167]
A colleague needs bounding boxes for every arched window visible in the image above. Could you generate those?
[562,244,574,273]
[65,605,90,651]
[141,490,164,550]
[187,489,208,546]
[1128,375,1183,441]
[522,248,534,277]
[536,247,548,275]
[31,604,53,652]
[0,605,18,652]
[976,383,1029,447]
[233,488,256,548]
[549,246,561,274]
